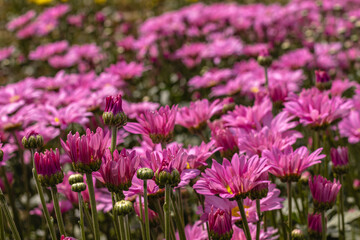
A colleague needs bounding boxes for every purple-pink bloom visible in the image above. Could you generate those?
[0,46,15,62]
[29,41,69,60]
[339,110,360,143]
[308,213,322,237]
[330,146,349,168]
[124,105,177,144]
[309,175,341,210]
[263,146,325,182]
[208,206,233,239]
[193,153,270,199]
[6,10,36,31]
[186,140,221,169]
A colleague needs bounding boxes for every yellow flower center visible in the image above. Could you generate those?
[186,162,191,169]
[226,185,233,195]
[54,117,60,123]
[231,205,250,218]
[251,87,259,93]
[9,95,20,103]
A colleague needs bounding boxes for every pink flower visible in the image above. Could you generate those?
[34,149,63,186]
[209,120,239,159]
[124,105,177,144]
[208,206,233,239]
[193,154,270,199]
[6,10,36,31]
[339,110,360,143]
[186,140,221,169]
[105,61,145,80]
[29,41,69,60]
[309,175,341,211]
[330,146,348,168]
[95,148,140,193]
[0,46,15,62]
[176,99,223,130]
[263,146,325,182]
[61,128,110,173]
[308,213,322,238]
[284,88,352,128]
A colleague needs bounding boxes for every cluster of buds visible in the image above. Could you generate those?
[155,169,180,189]
[34,149,64,187]
[22,131,44,149]
[69,174,86,193]
[102,94,127,128]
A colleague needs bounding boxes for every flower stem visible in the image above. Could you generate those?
[340,175,345,240]
[85,173,100,240]
[0,188,20,240]
[164,184,171,240]
[111,126,117,153]
[256,199,261,240]
[237,199,252,240]
[112,193,121,240]
[78,193,86,240]
[287,181,292,240]
[264,67,269,88]
[143,180,151,240]
[83,201,94,235]
[118,213,126,240]
[171,192,186,240]
[322,211,326,240]
[125,215,131,240]
[138,195,146,240]
[50,186,66,236]
[0,205,5,240]
[31,150,57,240]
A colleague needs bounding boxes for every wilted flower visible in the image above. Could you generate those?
[194,154,270,200]
[263,146,325,182]
[61,128,110,173]
[34,148,64,187]
[309,175,341,211]
[124,105,177,144]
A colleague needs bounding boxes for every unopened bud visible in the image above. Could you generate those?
[69,174,84,185]
[137,168,154,180]
[71,183,87,192]
[292,229,305,240]
[114,200,133,216]
[22,133,44,149]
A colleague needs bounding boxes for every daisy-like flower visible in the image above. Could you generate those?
[263,146,325,182]
[209,120,239,159]
[208,206,233,240]
[61,128,110,173]
[124,105,177,144]
[34,148,64,187]
[95,148,140,194]
[232,224,278,240]
[284,88,352,128]
[339,110,360,143]
[176,99,223,132]
[186,140,221,170]
[309,175,341,211]
[193,153,270,199]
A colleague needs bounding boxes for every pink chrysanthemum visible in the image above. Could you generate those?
[309,175,341,211]
[34,148,63,187]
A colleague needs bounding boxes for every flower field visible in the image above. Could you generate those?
[1,0,360,239]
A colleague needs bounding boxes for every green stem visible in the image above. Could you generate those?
[85,173,100,240]
[340,175,345,240]
[83,201,94,235]
[50,187,66,236]
[78,193,86,240]
[264,67,269,88]
[287,181,292,240]
[119,215,126,240]
[256,199,261,240]
[237,199,252,240]
[31,151,57,240]
[112,193,121,240]
[143,180,151,240]
[171,193,186,240]
[322,211,326,240]
[125,215,131,240]
[111,127,117,153]
[138,195,146,240]
[0,207,4,240]
[279,210,287,240]
[176,188,184,226]
[164,184,171,240]
[0,188,21,240]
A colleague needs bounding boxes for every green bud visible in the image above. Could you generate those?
[257,55,272,68]
[22,134,44,149]
[114,200,133,216]
[137,168,154,180]
[155,171,171,188]
[170,169,181,187]
[292,229,305,240]
[68,174,84,185]
[102,112,127,128]
[71,183,87,192]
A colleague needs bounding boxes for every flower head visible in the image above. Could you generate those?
[330,146,349,174]
[95,148,140,193]
[61,127,110,173]
[209,120,239,159]
[209,206,233,240]
[308,213,322,239]
[34,148,64,187]
[263,146,325,182]
[309,175,341,211]
[102,93,127,127]
[124,105,177,144]
[193,154,270,199]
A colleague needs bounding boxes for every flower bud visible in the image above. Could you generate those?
[299,171,311,185]
[114,200,133,216]
[170,169,181,187]
[209,206,233,240]
[292,229,305,240]
[257,50,272,68]
[68,174,84,185]
[35,149,64,187]
[102,94,127,127]
[249,173,269,200]
[137,168,154,180]
[71,182,87,192]
[22,131,44,149]
[353,179,360,191]
[315,70,331,90]
[331,147,349,175]
[155,171,171,189]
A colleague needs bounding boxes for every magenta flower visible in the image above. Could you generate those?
[308,213,322,238]
[315,70,330,83]
[29,41,69,61]
[102,93,127,127]
[339,110,360,143]
[95,148,140,193]
[134,197,158,223]
[124,105,177,144]
[34,148,64,187]
[61,127,110,173]
[263,146,325,182]
[284,88,352,128]
[124,175,161,198]
[193,154,270,199]
[208,206,233,239]
[330,147,349,174]
[209,120,239,159]
[105,61,145,80]
[6,10,36,31]
[176,99,222,131]
[0,46,15,62]
[309,175,341,211]
[186,141,221,169]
